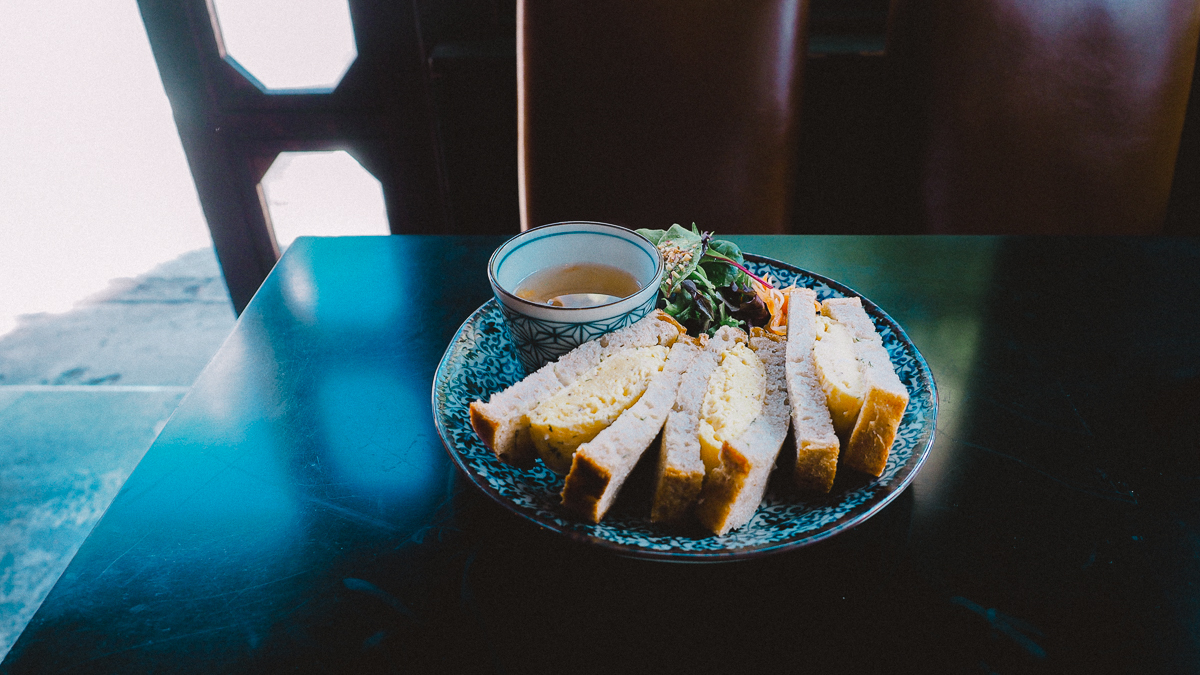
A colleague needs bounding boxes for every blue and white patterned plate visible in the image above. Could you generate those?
[432,255,937,561]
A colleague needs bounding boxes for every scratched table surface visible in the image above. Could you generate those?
[3,236,1198,674]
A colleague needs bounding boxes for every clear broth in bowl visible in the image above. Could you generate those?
[514,263,642,308]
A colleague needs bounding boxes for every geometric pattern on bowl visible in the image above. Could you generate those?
[433,254,938,561]
[496,293,658,373]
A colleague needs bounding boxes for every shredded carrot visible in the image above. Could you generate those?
[752,274,797,336]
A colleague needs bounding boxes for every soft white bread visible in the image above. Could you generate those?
[786,289,841,494]
[819,298,879,343]
[561,341,701,523]
[820,298,909,477]
[695,330,791,536]
[650,326,746,523]
[469,310,684,466]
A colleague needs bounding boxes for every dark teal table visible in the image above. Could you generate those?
[4,236,1198,674]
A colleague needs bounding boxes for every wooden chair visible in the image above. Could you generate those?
[138,0,449,313]
[888,0,1200,234]
[517,0,812,234]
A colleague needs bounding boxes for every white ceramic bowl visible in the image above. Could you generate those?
[487,221,664,372]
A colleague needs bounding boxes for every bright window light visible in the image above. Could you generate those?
[260,151,390,251]
[209,0,358,93]
[0,0,214,338]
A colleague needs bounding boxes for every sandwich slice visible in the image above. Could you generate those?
[697,338,767,473]
[695,330,791,536]
[470,310,684,466]
[819,298,910,477]
[650,326,747,523]
[528,344,670,474]
[561,340,701,523]
[786,288,841,494]
[812,307,867,438]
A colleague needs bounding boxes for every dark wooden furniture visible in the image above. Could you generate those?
[518,0,812,234]
[4,235,1199,673]
[888,0,1200,234]
[137,0,1200,313]
[137,0,449,313]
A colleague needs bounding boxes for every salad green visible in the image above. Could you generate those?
[636,224,778,336]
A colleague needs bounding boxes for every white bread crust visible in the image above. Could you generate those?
[819,298,909,477]
[785,289,841,494]
[695,331,791,535]
[562,341,700,522]
[651,326,746,523]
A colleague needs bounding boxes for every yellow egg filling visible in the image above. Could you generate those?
[528,345,669,474]
[813,315,866,436]
[697,342,766,472]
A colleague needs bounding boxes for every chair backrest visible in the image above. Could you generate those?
[889,0,1200,234]
[518,0,810,234]
[139,0,448,313]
